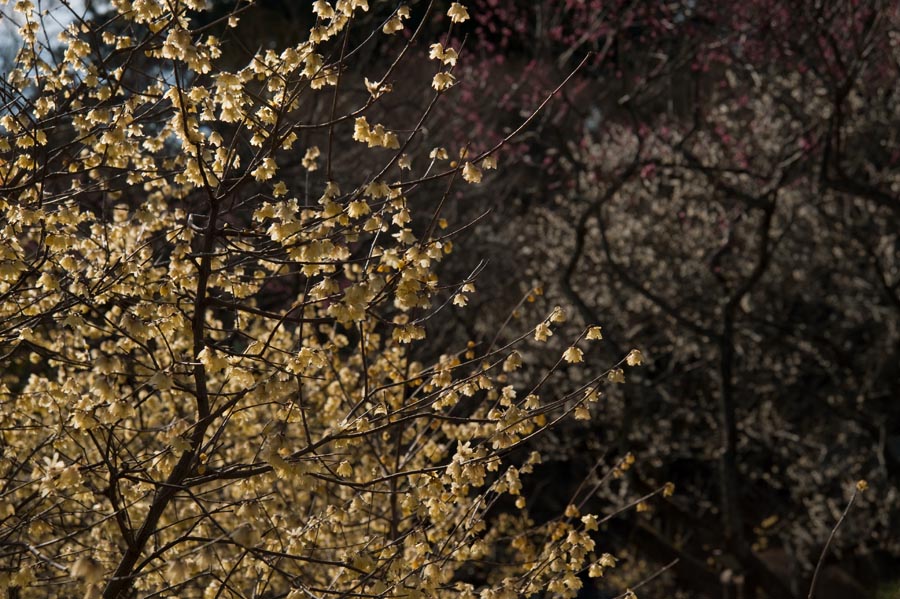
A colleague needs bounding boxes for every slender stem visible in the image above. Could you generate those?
[808,486,861,599]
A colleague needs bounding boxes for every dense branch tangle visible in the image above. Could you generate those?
[0,1,649,599]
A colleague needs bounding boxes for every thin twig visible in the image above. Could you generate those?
[807,482,864,599]
[612,558,679,598]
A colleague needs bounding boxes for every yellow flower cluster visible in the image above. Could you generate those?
[0,2,643,598]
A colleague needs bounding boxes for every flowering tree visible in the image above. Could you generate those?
[0,1,658,598]
[424,0,900,596]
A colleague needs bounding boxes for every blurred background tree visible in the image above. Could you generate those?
[430,0,900,596]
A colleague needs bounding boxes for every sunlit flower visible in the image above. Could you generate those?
[461,161,482,183]
[447,2,470,23]
[534,322,552,342]
[563,346,583,363]
[626,349,643,366]
[432,71,455,91]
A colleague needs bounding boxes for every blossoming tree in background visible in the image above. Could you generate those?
[434,0,899,596]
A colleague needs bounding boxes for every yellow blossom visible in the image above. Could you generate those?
[347,200,370,218]
[383,15,404,34]
[432,71,455,91]
[626,349,643,366]
[312,0,335,18]
[550,306,566,323]
[503,351,522,372]
[462,162,482,183]
[599,553,618,568]
[251,157,277,181]
[563,346,583,364]
[447,2,470,23]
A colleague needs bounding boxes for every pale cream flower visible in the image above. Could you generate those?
[461,161,482,183]
[550,305,566,323]
[503,351,522,372]
[432,71,455,91]
[563,346,583,363]
[447,2,470,23]
[336,460,353,477]
[312,0,334,18]
[626,349,643,366]
[430,147,449,160]
[383,15,404,34]
[347,200,370,218]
